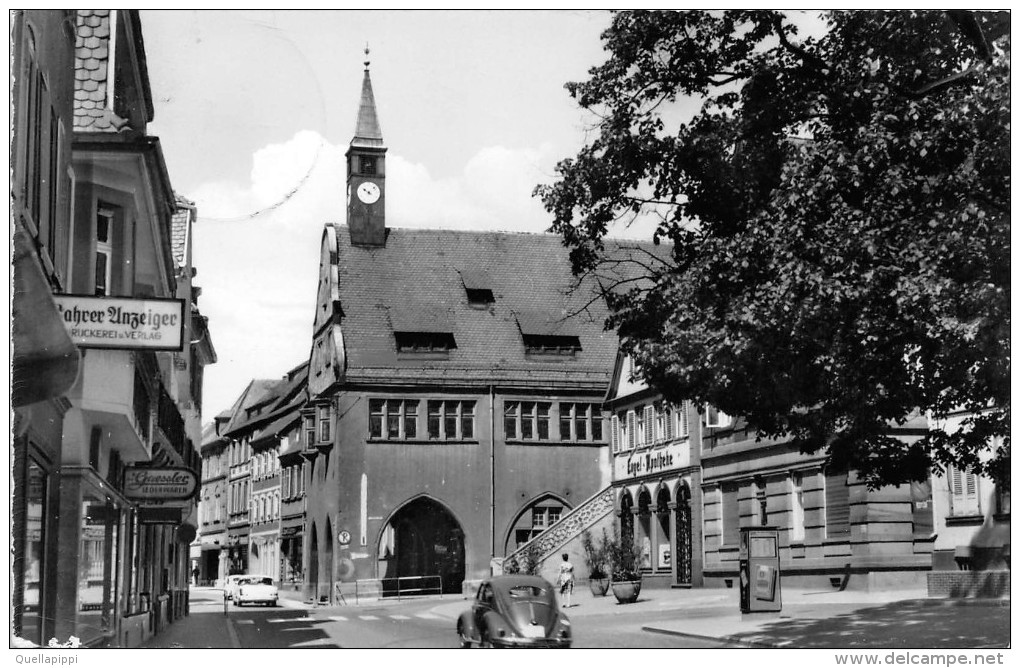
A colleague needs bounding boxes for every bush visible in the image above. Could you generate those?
[606,524,643,582]
[520,542,545,576]
[581,528,608,579]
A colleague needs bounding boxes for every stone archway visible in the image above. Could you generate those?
[378,496,465,595]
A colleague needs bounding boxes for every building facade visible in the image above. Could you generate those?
[302,61,628,601]
[11,9,82,647]
[700,413,937,591]
[196,418,230,585]
[12,10,214,648]
[604,354,705,589]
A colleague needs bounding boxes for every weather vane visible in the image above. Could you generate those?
[364,42,370,70]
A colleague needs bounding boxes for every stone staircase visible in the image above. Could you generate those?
[503,484,615,575]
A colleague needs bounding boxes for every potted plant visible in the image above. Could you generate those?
[582,528,609,596]
[606,525,643,604]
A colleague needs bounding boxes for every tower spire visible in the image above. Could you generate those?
[352,44,384,148]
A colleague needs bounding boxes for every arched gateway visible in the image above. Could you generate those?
[378,496,465,595]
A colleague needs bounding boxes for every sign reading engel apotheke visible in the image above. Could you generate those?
[53,295,185,351]
[123,467,199,501]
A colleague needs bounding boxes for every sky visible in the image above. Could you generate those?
[140,9,654,420]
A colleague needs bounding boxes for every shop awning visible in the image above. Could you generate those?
[11,222,80,407]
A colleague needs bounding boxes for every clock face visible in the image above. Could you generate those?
[357,181,381,204]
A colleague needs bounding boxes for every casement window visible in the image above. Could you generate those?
[317,404,332,442]
[303,414,315,448]
[705,405,731,429]
[721,482,740,546]
[369,399,419,440]
[94,206,114,296]
[282,469,290,499]
[677,402,690,439]
[790,473,806,542]
[513,500,566,547]
[635,405,646,445]
[558,402,603,442]
[504,401,551,441]
[644,405,656,444]
[426,400,476,441]
[824,470,851,538]
[949,465,981,516]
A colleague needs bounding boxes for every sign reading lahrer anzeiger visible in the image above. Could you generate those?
[53,294,185,351]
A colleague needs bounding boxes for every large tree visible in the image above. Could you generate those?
[538,10,1010,489]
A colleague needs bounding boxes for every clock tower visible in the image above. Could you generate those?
[347,47,387,247]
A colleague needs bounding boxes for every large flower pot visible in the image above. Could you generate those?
[610,579,642,604]
[588,577,609,597]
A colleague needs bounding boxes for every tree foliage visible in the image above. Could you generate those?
[537,10,1009,489]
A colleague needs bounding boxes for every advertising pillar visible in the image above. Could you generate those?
[739,526,781,613]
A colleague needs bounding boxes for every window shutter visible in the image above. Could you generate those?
[679,402,689,438]
[664,406,674,441]
[610,415,620,454]
[627,410,636,451]
[951,466,980,515]
[643,406,654,443]
[825,471,851,537]
[722,483,740,545]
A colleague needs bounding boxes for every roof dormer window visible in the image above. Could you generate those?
[394,331,457,353]
[459,270,495,308]
[515,310,581,356]
[466,288,495,307]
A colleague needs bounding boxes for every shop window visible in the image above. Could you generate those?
[78,494,120,644]
[16,457,48,645]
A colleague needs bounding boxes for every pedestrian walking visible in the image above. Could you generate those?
[557,553,575,607]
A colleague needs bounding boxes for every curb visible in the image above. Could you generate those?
[641,625,779,649]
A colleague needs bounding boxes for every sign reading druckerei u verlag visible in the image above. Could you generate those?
[53,295,185,351]
[123,467,199,501]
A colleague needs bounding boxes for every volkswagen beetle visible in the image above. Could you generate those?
[456,575,571,648]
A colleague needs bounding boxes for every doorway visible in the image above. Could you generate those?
[379,497,465,595]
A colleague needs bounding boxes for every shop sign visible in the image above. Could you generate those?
[53,295,185,351]
[614,440,691,480]
[138,506,182,524]
[123,466,199,501]
[280,526,302,538]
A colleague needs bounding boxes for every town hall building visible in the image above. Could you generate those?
[300,56,664,600]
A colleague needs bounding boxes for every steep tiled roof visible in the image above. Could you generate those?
[222,378,282,435]
[73,10,129,133]
[333,226,666,387]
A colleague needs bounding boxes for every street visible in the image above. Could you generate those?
[177,588,736,649]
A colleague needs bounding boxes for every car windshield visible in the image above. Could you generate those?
[507,585,546,599]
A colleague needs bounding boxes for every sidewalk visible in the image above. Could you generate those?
[428,585,1011,649]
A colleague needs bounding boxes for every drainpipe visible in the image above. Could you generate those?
[489,385,496,565]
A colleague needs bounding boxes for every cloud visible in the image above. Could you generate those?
[190,131,579,416]
[191,130,661,416]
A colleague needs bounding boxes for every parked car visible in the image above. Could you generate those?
[234,576,279,607]
[223,574,245,601]
[456,575,571,648]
